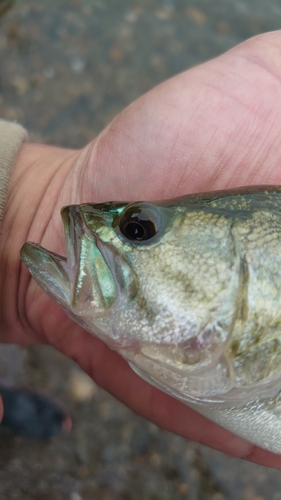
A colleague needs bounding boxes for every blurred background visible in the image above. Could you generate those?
[0,1,281,499]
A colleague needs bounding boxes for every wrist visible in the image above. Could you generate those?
[0,142,80,344]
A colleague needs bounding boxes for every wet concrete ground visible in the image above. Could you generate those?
[1,1,281,499]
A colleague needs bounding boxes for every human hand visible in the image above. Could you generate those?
[1,31,281,466]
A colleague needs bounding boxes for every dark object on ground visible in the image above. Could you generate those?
[0,385,71,439]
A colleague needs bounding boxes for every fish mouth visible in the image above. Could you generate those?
[21,204,115,309]
[21,203,138,362]
[21,203,138,316]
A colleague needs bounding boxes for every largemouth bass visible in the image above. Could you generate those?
[21,186,281,453]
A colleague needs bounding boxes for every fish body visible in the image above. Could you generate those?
[21,186,281,452]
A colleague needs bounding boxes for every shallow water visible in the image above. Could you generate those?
[1,1,281,498]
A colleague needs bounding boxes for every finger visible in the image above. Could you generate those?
[51,322,281,469]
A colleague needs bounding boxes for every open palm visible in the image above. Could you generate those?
[2,31,281,468]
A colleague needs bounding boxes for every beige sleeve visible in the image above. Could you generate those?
[0,119,28,226]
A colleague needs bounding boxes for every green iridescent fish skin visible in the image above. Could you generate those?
[21,186,281,452]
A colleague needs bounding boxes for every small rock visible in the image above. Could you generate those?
[108,47,124,63]
[185,7,207,25]
[44,66,55,78]
[70,493,81,500]
[69,370,97,402]
[11,75,29,95]
[155,8,173,20]
[70,57,86,73]
[124,10,138,23]
[216,20,231,35]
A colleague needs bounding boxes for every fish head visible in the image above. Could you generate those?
[20,200,174,327]
[21,198,242,402]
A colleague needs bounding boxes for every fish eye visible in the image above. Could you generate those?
[115,203,162,243]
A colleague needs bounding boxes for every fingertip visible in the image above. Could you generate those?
[242,445,281,469]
